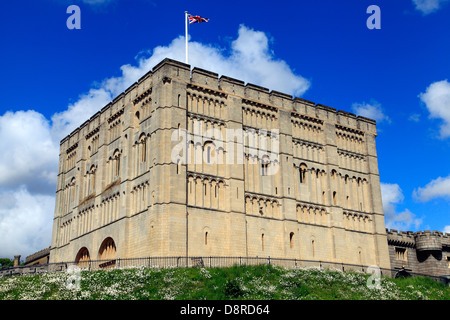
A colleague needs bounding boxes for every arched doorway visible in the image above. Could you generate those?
[395,268,411,279]
[75,247,90,269]
[98,237,117,268]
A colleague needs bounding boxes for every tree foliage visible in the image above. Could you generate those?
[0,258,14,268]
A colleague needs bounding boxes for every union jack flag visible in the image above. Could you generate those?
[188,14,209,24]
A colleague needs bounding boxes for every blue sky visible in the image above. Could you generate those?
[0,0,449,258]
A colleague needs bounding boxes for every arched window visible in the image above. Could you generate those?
[261,233,265,251]
[203,141,216,164]
[261,155,270,176]
[205,232,208,245]
[139,134,147,163]
[75,247,90,268]
[206,145,212,164]
[70,178,76,202]
[333,191,337,206]
[289,232,294,249]
[98,237,117,262]
[258,199,264,215]
[299,163,307,184]
[88,165,96,194]
[113,150,121,177]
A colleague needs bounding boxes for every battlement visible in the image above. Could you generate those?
[415,230,449,237]
[386,229,416,247]
[60,57,378,145]
[414,230,448,251]
[386,229,450,250]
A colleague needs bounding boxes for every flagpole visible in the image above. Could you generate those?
[185,11,189,64]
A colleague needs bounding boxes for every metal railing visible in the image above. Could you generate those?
[0,255,446,283]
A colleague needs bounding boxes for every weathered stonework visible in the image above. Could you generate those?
[49,58,391,270]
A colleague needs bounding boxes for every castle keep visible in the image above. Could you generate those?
[49,58,391,270]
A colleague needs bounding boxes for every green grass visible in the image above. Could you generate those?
[0,264,448,300]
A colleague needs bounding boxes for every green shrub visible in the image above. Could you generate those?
[224,278,243,299]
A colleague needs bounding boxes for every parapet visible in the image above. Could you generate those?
[59,57,380,144]
[386,229,416,247]
[191,67,219,90]
[386,229,450,251]
[415,230,443,251]
[152,57,190,75]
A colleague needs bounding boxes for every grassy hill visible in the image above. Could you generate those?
[0,264,448,300]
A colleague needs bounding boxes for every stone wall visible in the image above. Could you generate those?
[387,229,450,277]
[25,247,50,266]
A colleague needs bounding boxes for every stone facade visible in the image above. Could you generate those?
[49,58,391,270]
[387,229,450,277]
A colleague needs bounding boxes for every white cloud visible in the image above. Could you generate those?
[0,110,59,194]
[135,25,311,97]
[51,88,113,142]
[413,175,450,202]
[381,182,422,231]
[351,101,389,123]
[381,183,404,212]
[0,186,54,258]
[0,24,310,258]
[52,25,311,140]
[408,113,421,122]
[444,225,450,234]
[412,0,450,14]
[419,80,450,138]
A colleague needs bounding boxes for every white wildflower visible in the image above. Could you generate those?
[199,268,212,278]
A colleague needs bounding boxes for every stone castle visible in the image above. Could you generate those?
[49,58,391,270]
